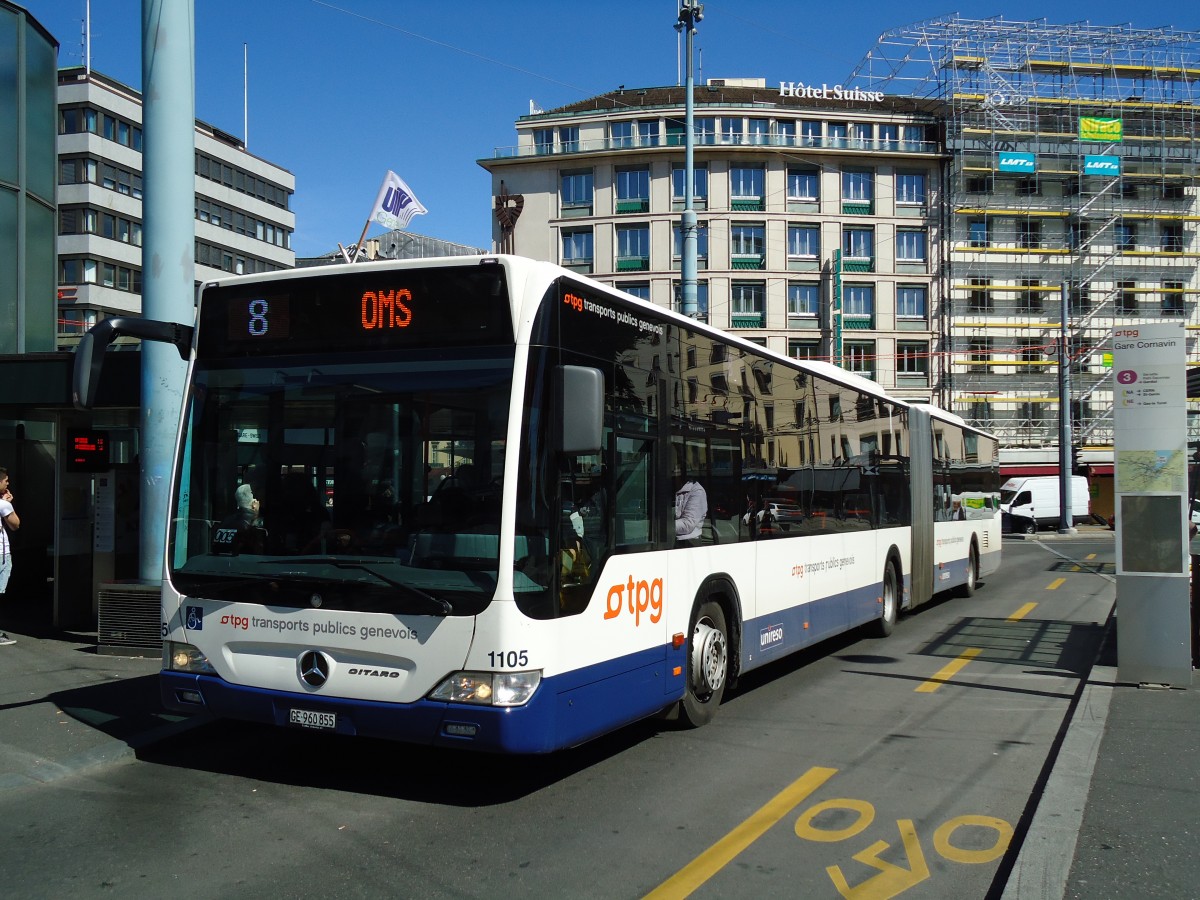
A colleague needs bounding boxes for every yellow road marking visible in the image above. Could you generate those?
[644,767,838,899]
[1046,577,1066,590]
[915,648,983,693]
[1008,602,1037,622]
[1085,553,1096,560]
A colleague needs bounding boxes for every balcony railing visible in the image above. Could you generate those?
[492,132,940,160]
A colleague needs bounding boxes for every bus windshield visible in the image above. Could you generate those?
[167,348,515,616]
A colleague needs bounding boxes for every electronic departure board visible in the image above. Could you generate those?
[197,263,514,357]
[66,429,110,472]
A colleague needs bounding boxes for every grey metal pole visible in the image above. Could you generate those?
[678,2,701,318]
[1058,281,1075,533]
[140,0,195,581]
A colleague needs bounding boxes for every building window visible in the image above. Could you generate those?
[672,164,708,205]
[1069,285,1090,314]
[615,166,650,213]
[968,338,993,368]
[610,121,634,148]
[896,229,927,262]
[967,278,991,312]
[730,165,765,209]
[730,223,765,264]
[719,116,744,144]
[787,282,820,319]
[776,121,796,146]
[1018,219,1041,250]
[896,285,927,319]
[561,229,593,269]
[694,117,716,145]
[787,167,820,201]
[731,281,766,327]
[897,342,929,376]
[558,126,579,152]
[1163,282,1185,316]
[896,171,927,205]
[844,341,875,378]
[844,284,874,320]
[842,227,874,260]
[1162,223,1184,252]
[789,339,821,361]
[1069,221,1090,250]
[968,219,988,248]
[1018,340,1046,373]
[533,128,554,154]
[749,118,769,145]
[800,120,822,146]
[848,122,872,149]
[1020,279,1042,313]
[878,124,899,147]
[560,169,593,213]
[1015,177,1040,196]
[1116,281,1138,315]
[672,223,709,264]
[842,168,874,203]
[827,123,847,148]
[965,175,993,194]
[1115,220,1136,250]
[902,125,925,149]
[616,224,650,270]
[787,224,820,259]
[619,282,651,300]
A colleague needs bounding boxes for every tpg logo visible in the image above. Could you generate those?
[220,614,250,630]
[604,576,664,626]
[1114,328,1139,338]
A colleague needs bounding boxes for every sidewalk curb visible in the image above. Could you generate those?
[1000,649,1117,899]
[0,712,211,792]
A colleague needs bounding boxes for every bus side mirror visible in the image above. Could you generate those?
[72,330,104,410]
[558,365,603,455]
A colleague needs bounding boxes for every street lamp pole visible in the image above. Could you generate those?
[677,2,702,318]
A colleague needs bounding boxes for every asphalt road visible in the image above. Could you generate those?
[0,539,1115,899]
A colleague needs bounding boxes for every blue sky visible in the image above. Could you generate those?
[23,0,1199,257]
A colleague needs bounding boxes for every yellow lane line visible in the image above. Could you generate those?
[644,767,838,899]
[1046,577,1066,590]
[915,648,983,693]
[1086,553,1096,560]
[1008,602,1038,621]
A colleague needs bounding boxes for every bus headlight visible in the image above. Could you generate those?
[429,670,541,707]
[165,641,216,674]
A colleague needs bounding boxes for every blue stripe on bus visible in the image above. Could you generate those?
[161,551,980,754]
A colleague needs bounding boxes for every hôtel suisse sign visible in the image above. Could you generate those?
[779,82,885,103]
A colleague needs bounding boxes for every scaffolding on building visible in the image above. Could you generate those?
[846,16,1200,450]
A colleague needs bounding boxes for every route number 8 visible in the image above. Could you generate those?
[248,298,269,337]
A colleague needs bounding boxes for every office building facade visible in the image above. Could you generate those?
[55,66,295,341]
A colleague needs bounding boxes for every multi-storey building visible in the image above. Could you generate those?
[845,16,1200,506]
[479,78,944,402]
[55,66,295,342]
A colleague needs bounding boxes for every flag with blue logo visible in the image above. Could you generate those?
[370,171,428,230]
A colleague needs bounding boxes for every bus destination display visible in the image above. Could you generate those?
[200,266,513,356]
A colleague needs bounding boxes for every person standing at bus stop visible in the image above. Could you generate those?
[0,467,22,645]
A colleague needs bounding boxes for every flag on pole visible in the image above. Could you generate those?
[370,171,428,230]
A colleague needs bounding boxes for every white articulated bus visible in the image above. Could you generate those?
[73,256,1001,753]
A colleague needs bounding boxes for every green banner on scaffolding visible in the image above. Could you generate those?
[1079,117,1123,142]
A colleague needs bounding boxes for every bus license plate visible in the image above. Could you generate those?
[289,708,336,730]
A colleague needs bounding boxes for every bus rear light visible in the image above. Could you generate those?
[430,670,541,707]
[672,632,686,648]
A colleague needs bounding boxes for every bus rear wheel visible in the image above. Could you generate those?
[956,545,979,598]
[869,561,899,638]
[680,600,728,728]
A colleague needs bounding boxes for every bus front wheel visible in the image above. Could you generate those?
[680,600,729,728]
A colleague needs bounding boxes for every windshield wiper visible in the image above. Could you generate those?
[261,557,453,615]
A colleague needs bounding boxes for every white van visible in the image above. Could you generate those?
[1000,475,1090,533]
